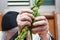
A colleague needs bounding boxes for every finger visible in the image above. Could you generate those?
[27,13,34,19]
[33,20,47,27]
[20,9,33,14]
[38,28,48,35]
[22,21,31,27]
[32,26,47,34]
[16,14,21,24]
[20,13,34,20]
[35,16,46,21]
[17,14,33,23]
[18,21,31,29]
[20,15,32,23]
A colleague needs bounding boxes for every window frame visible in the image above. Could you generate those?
[8,0,30,6]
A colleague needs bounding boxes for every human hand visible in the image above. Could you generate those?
[16,9,34,30]
[32,16,49,40]
[16,9,49,40]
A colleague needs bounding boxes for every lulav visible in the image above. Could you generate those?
[15,0,44,40]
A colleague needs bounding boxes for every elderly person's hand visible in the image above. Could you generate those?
[17,9,49,40]
[17,9,34,30]
[32,16,49,40]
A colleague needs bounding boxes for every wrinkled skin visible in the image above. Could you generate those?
[17,9,49,40]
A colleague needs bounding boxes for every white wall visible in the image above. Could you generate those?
[55,0,60,13]
[4,0,55,14]
[57,14,60,40]
[0,0,55,14]
[55,0,60,40]
[0,0,7,12]
[4,6,55,14]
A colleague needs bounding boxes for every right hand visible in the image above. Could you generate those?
[16,9,34,30]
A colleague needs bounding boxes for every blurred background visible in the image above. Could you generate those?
[0,0,60,40]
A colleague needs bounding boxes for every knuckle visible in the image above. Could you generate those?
[35,16,46,21]
[20,9,33,14]
[25,21,31,26]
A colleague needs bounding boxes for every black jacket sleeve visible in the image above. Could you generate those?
[10,31,26,40]
[10,32,18,40]
[2,11,19,31]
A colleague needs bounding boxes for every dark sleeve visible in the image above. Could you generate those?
[10,32,26,40]
[50,36,55,40]
[10,32,18,40]
[2,11,19,31]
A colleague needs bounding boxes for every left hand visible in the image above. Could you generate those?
[32,16,49,40]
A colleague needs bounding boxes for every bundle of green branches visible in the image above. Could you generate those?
[15,0,44,40]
